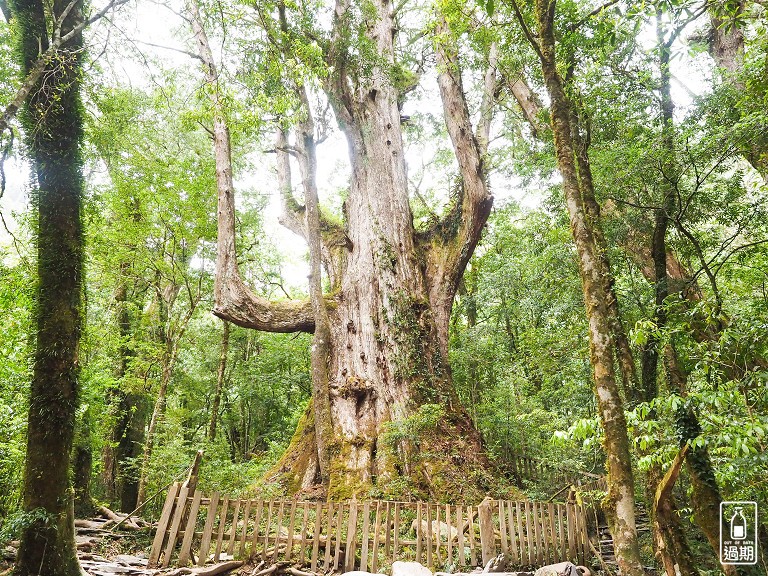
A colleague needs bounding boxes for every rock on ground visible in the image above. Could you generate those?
[533,562,586,576]
[391,561,434,576]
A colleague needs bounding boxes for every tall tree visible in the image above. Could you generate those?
[10,0,85,570]
[193,0,497,498]
[506,0,645,573]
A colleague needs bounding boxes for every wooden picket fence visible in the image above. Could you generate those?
[149,485,592,571]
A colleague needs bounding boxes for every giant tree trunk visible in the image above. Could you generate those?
[12,0,85,571]
[707,0,767,179]
[195,0,496,500]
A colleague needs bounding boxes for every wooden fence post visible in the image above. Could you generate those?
[148,482,181,567]
[477,497,495,567]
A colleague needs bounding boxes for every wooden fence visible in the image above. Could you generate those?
[149,485,591,571]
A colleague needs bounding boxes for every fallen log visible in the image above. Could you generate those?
[165,560,244,576]
[98,505,142,530]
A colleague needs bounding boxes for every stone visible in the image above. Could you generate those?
[533,562,584,576]
[411,519,460,542]
[483,552,514,573]
[392,560,434,576]
[342,571,387,576]
[115,555,149,567]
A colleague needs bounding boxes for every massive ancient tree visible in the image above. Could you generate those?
[193,0,496,499]
[10,0,86,570]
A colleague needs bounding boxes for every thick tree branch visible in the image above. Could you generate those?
[503,72,547,137]
[274,129,307,239]
[325,0,355,132]
[425,15,494,356]
[275,5,346,289]
[434,16,493,254]
[509,0,544,61]
[476,41,498,157]
[189,0,316,334]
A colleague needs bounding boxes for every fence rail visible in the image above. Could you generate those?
[149,485,591,571]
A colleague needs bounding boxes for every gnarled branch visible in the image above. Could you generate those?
[424,15,494,355]
[503,73,547,137]
[190,0,316,334]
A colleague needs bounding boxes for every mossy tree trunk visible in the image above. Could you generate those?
[195,1,497,499]
[103,263,147,513]
[509,0,645,573]
[11,0,85,570]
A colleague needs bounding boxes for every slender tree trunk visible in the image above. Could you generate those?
[665,346,738,576]
[522,1,644,573]
[466,267,480,428]
[104,264,146,512]
[209,320,230,442]
[12,0,85,571]
[569,104,641,404]
[271,0,336,479]
[102,272,128,502]
[136,343,176,506]
[296,117,334,484]
[73,409,95,518]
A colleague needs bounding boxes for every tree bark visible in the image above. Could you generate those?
[295,107,334,485]
[209,320,230,442]
[649,446,699,576]
[706,0,767,178]
[498,49,640,403]
[198,0,496,499]
[12,0,86,571]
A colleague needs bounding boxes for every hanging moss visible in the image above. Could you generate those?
[387,290,446,403]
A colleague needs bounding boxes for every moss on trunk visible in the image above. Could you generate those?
[11,0,85,572]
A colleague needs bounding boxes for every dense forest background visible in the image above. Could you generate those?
[0,0,766,573]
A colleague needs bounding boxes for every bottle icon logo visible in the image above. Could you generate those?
[731,507,747,540]
[721,501,758,565]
